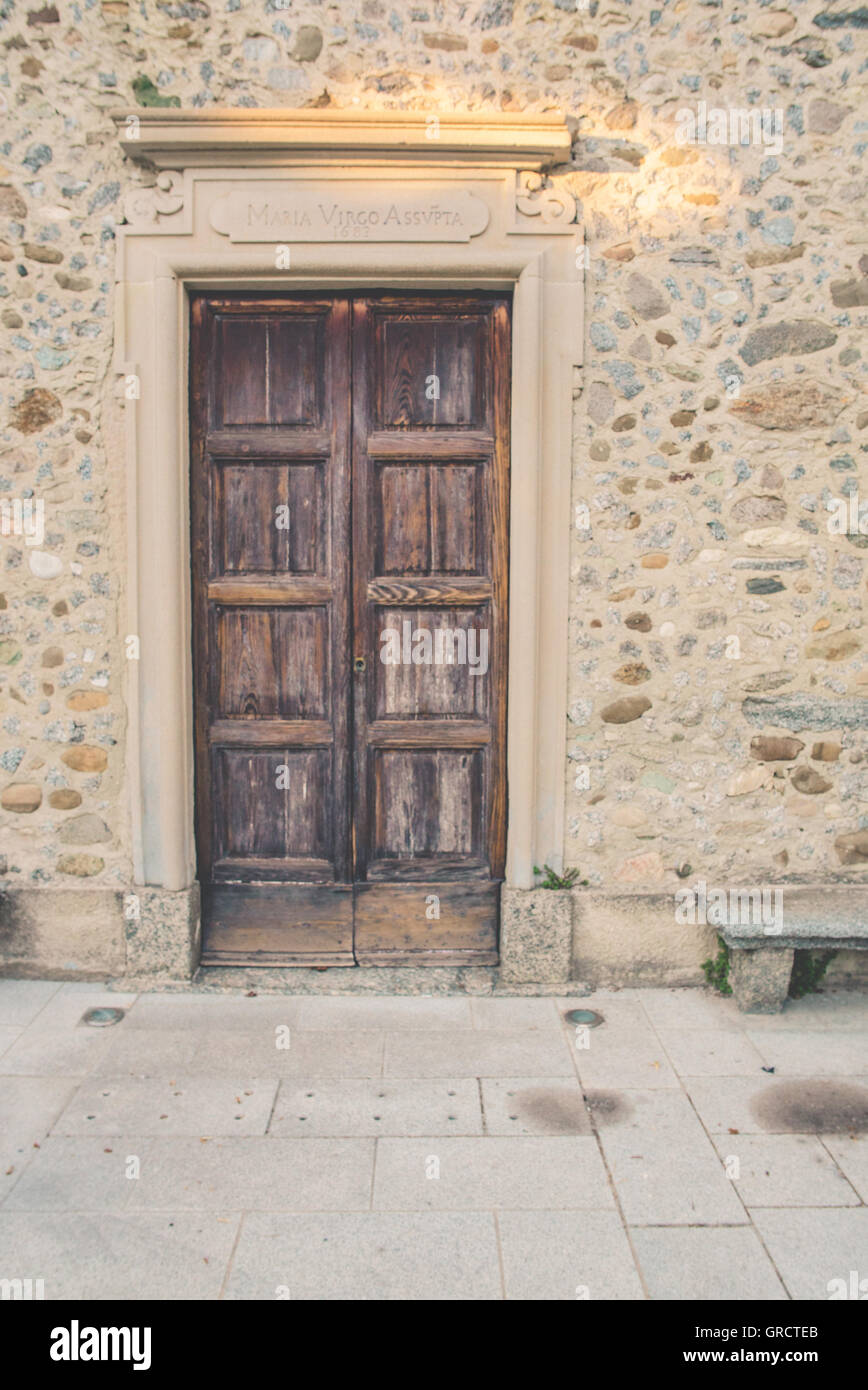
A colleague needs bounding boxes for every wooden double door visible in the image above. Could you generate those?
[190,292,510,966]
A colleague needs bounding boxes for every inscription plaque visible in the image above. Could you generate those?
[211,187,490,243]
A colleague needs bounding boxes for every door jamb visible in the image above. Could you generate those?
[117,248,579,979]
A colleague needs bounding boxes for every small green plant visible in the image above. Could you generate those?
[701,933,732,996]
[789,949,836,1000]
[533,863,588,890]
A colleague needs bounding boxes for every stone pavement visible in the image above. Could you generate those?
[1,980,866,1301]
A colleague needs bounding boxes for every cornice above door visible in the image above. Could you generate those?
[110,107,573,172]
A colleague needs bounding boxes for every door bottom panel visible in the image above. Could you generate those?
[201,882,500,967]
[201,884,355,966]
[353,882,499,965]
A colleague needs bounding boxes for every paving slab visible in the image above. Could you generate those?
[51,1075,279,1137]
[0,1076,79,1203]
[4,1136,376,1213]
[498,1210,643,1300]
[631,1226,787,1301]
[0,1026,115,1078]
[122,993,305,1031]
[683,1075,792,1136]
[24,987,138,1031]
[0,1028,22,1059]
[224,1211,501,1299]
[90,1029,201,1077]
[187,1030,385,1078]
[480,1077,592,1135]
[684,1074,868,1135]
[0,980,60,1029]
[711,1133,860,1208]
[820,1135,868,1204]
[268,1078,482,1137]
[591,1090,747,1226]
[3,1137,138,1210]
[571,1017,680,1091]
[383,1029,574,1078]
[654,1028,767,1077]
[470,997,561,1030]
[736,991,868,1033]
[0,1210,239,1300]
[296,996,474,1031]
[744,1030,868,1076]
[751,1207,868,1300]
[557,992,647,1029]
[372,1136,614,1210]
[636,988,744,1033]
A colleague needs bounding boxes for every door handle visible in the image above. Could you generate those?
[354,655,367,673]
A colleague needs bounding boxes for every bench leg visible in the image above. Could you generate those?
[729,946,794,1014]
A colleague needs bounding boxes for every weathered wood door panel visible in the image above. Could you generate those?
[189,292,509,966]
[350,296,509,962]
[190,295,353,964]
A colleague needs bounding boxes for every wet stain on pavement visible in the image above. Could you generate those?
[751,1080,868,1134]
[503,1087,590,1134]
[583,1089,633,1127]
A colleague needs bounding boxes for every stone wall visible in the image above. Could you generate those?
[561,2,868,907]
[0,0,866,980]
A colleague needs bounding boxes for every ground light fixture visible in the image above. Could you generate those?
[563,1008,604,1028]
[81,1007,126,1027]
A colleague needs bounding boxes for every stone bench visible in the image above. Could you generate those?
[721,919,868,1013]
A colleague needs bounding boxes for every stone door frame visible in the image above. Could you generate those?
[111,110,583,974]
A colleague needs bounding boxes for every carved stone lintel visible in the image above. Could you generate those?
[515,170,576,227]
[122,170,185,229]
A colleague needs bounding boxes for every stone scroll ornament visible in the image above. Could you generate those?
[514,170,577,227]
[122,171,184,229]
